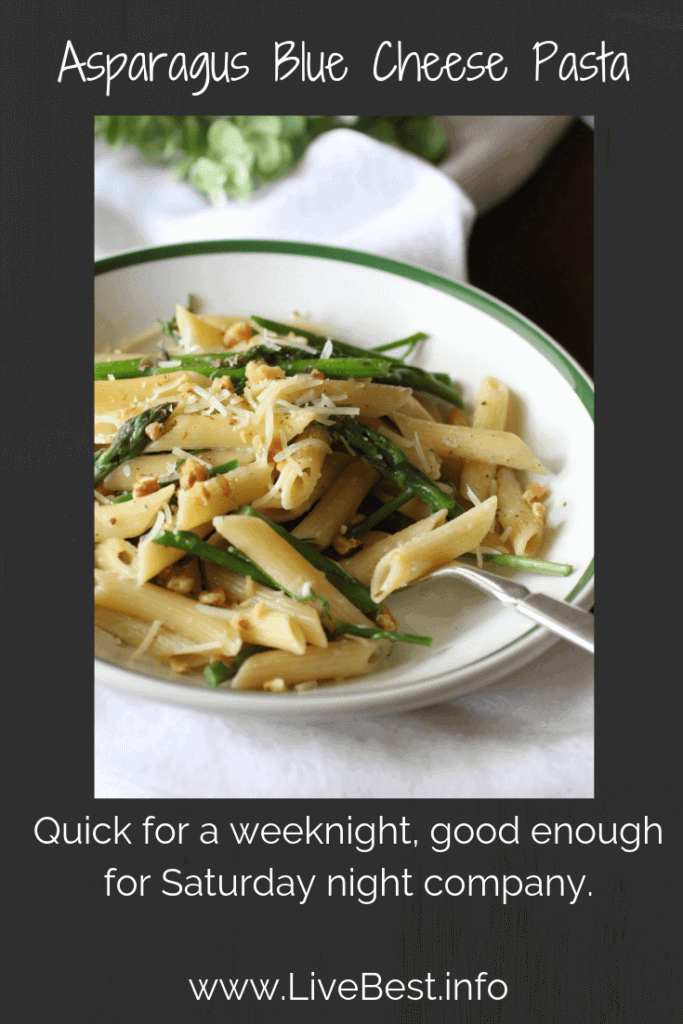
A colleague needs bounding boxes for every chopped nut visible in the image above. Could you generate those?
[350,513,365,526]
[376,608,398,632]
[157,565,195,596]
[530,501,547,528]
[198,586,229,607]
[523,482,548,503]
[253,433,283,462]
[223,321,253,348]
[132,473,160,499]
[267,438,283,464]
[165,575,194,596]
[212,375,234,395]
[144,422,164,441]
[332,532,362,556]
[179,458,210,491]
[263,677,287,692]
[245,359,287,386]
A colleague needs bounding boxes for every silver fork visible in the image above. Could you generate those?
[412,563,594,653]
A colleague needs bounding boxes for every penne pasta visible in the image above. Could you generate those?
[290,460,380,550]
[341,511,449,585]
[95,606,217,669]
[143,407,316,453]
[94,483,176,543]
[230,638,390,690]
[202,561,328,648]
[495,467,545,557]
[94,537,138,578]
[320,380,412,417]
[94,370,213,420]
[212,515,374,628]
[136,521,213,585]
[95,569,242,656]
[95,303,567,693]
[175,462,273,531]
[259,452,353,523]
[102,448,254,492]
[175,305,227,351]
[370,496,498,602]
[460,376,511,502]
[392,413,548,473]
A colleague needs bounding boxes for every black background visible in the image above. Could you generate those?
[5,1,679,1021]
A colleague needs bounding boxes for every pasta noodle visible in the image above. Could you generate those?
[94,303,564,693]
[459,376,510,502]
[391,413,548,473]
[370,496,497,603]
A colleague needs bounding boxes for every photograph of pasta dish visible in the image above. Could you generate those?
[94,301,570,694]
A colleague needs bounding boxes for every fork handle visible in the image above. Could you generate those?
[518,593,594,653]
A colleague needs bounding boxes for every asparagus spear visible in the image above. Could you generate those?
[152,529,329,615]
[204,645,267,688]
[209,459,239,476]
[325,418,465,518]
[94,351,393,388]
[345,488,415,538]
[210,355,394,391]
[335,622,433,645]
[458,551,573,576]
[238,506,381,615]
[94,403,175,486]
[371,332,427,355]
[159,294,193,340]
[251,316,463,407]
[95,345,308,381]
[94,343,312,381]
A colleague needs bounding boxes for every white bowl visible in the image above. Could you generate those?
[95,241,594,716]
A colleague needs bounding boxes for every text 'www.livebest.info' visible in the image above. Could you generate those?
[188,972,509,1004]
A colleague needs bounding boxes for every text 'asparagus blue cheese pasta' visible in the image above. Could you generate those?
[94,303,563,693]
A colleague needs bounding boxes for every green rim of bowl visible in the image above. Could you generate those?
[95,239,594,652]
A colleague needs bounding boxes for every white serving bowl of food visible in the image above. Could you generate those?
[95,240,593,716]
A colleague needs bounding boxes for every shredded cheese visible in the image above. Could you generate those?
[174,641,223,655]
[272,437,331,463]
[138,509,167,549]
[190,385,229,416]
[128,619,164,662]
[171,448,213,471]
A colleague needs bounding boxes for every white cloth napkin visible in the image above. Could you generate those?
[94,127,593,799]
[95,129,474,280]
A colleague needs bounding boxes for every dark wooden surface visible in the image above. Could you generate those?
[468,119,594,379]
